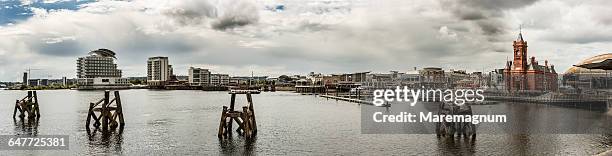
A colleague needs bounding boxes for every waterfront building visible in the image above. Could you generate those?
[220,74,230,85]
[188,67,211,86]
[363,71,398,89]
[321,75,342,86]
[446,70,470,88]
[503,31,558,92]
[488,69,506,90]
[399,70,421,88]
[147,56,172,86]
[563,53,612,90]
[76,49,130,89]
[229,77,242,86]
[211,74,220,85]
[419,67,447,88]
[209,74,230,86]
[307,72,324,85]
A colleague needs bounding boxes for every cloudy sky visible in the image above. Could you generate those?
[0,0,611,81]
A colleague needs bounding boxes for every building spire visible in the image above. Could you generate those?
[517,24,524,41]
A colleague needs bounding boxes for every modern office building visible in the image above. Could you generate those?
[188,67,211,86]
[147,56,172,86]
[76,49,130,89]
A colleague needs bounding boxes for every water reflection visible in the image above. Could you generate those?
[1,90,611,155]
[218,136,257,155]
[13,117,38,136]
[436,137,476,155]
[86,128,124,154]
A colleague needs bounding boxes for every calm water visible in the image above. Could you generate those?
[1,90,611,155]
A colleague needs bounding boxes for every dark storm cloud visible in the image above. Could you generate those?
[162,0,258,30]
[441,0,540,36]
[477,20,505,35]
[457,0,539,10]
[455,9,485,20]
[211,0,259,30]
[211,16,256,30]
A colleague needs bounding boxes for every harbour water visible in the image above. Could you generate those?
[1,90,611,155]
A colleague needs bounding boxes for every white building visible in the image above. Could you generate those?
[188,67,211,86]
[147,56,171,86]
[188,67,230,86]
[210,74,230,86]
[76,49,130,89]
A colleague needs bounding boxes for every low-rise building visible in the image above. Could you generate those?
[188,67,211,86]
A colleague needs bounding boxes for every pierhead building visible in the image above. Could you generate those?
[503,32,558,92]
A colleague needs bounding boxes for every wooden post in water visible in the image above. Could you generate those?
[101,91,109,133]
[115,91,125,129]
[33,91,40,118]
[13,100,18,119]
[218,90,260,139]
[86,91,125,134]
[218,106,228,138]
[13,91,40,121]
[246,93,257,135]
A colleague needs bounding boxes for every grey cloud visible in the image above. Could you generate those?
[454,9,485,20]
[440,0,539,37]
[476,19,506,35]
[458,0,539,10]
[119,33,201,56]
[211,0,259,30]
[211,15,256,30]
[161,0,259,30]
[162,0,217,25]
[33,39,84,56]
[3,0,611,81]
[547,34,612,44]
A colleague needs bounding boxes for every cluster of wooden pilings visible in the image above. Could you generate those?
[218,90,260,139]
[13,91,40,121]
[86,91,125,134]
[436,102,476,140]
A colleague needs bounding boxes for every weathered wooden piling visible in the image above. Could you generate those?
[435,102,476,139]
[13,91,40,120]
[218,90,260,139]
[86,90,125,134]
